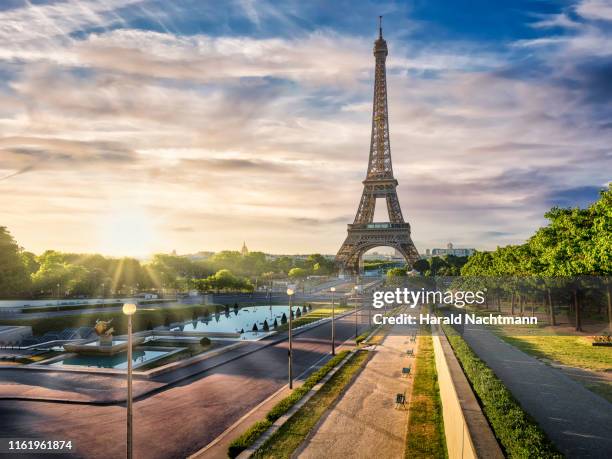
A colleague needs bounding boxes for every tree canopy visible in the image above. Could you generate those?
[462,185,611,276]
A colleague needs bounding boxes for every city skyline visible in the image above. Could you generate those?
[0,0,611,256]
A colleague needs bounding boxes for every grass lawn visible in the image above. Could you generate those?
[252,350,370,459]
[495,329,612,372]
[582,381,612,403]
[405,330,447,459]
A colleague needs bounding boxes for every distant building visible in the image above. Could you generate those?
[429,242,475,258]
[241,241,249,256]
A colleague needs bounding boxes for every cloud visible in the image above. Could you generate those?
[0,0,610,254]
[575,0,612,21]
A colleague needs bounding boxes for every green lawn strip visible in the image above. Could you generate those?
[495,332,612,372]
[252,350,370,459]
[442,325,561,458]
[405,329,447,459]
[227,350,351,458]
[582,381,612,403]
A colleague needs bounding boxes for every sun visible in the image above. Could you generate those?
[97,207,157,257]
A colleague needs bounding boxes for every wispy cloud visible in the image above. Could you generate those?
[0,0,609,255]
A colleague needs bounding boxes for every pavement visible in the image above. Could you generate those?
[459,323,612,458]
[295,319,417,459]
[0,309,372,459]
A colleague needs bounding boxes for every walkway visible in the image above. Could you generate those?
[296,321,417,459]
[461,324,612,458]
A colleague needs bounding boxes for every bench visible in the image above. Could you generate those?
[395,392,406,409]
[401,366,411,377]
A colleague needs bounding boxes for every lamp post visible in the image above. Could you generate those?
[354,285,360,338]
[287,288,294,389]
[330,287,336,355]
[123,303,137,459]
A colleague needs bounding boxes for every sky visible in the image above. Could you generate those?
[0,0,610,257]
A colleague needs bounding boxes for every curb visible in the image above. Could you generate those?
[237,350,357,458]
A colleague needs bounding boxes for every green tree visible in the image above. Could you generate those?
[387,267,407,277]
[0,226,30,297]
[288,267,308,280]
[412,258,429,274]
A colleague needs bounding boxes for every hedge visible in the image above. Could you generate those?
[227,350,350,458]
[443,325,562,458]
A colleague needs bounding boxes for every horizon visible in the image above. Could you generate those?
[0,0,610,256]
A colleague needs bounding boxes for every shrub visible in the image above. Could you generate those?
[252,323,258,332]
[263,320,269,331]
[443,325,561,458]
[281,313,287,324]
[227,419,272,458]
[200,337,211,346]
[273,318,278,328]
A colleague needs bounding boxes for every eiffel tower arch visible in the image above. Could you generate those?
[336,17,420,274]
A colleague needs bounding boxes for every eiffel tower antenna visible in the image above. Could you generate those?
[335,18,419,274]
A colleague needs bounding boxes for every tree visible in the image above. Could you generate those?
[288,267,308,280]
[413,259,429,274]
[305,254,335,275]
[387,267,407,277]
[0,227,30,297]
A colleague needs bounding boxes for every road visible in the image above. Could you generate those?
[0,310,371,459]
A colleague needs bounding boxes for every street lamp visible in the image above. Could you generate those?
[330,287,336,355]
[122,302,137,459]
[287,287,294,389]
[354,285,360,338]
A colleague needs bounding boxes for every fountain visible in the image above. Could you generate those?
[64,318,143,355]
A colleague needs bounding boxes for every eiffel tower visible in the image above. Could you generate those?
[336,17,419,274]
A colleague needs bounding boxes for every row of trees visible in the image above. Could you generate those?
[459,185,611,329]
[386,255,469,278]
[0,227,336,298]
[461,185,610,278]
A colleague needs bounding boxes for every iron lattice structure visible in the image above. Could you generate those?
[336,19,420,274]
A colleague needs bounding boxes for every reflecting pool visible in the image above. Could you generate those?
[174,305,310,339]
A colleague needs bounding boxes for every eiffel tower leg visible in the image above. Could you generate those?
[336,237,361,275]
[386,193,404,223]
[354,192,376,224]
[397,241,420,266]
